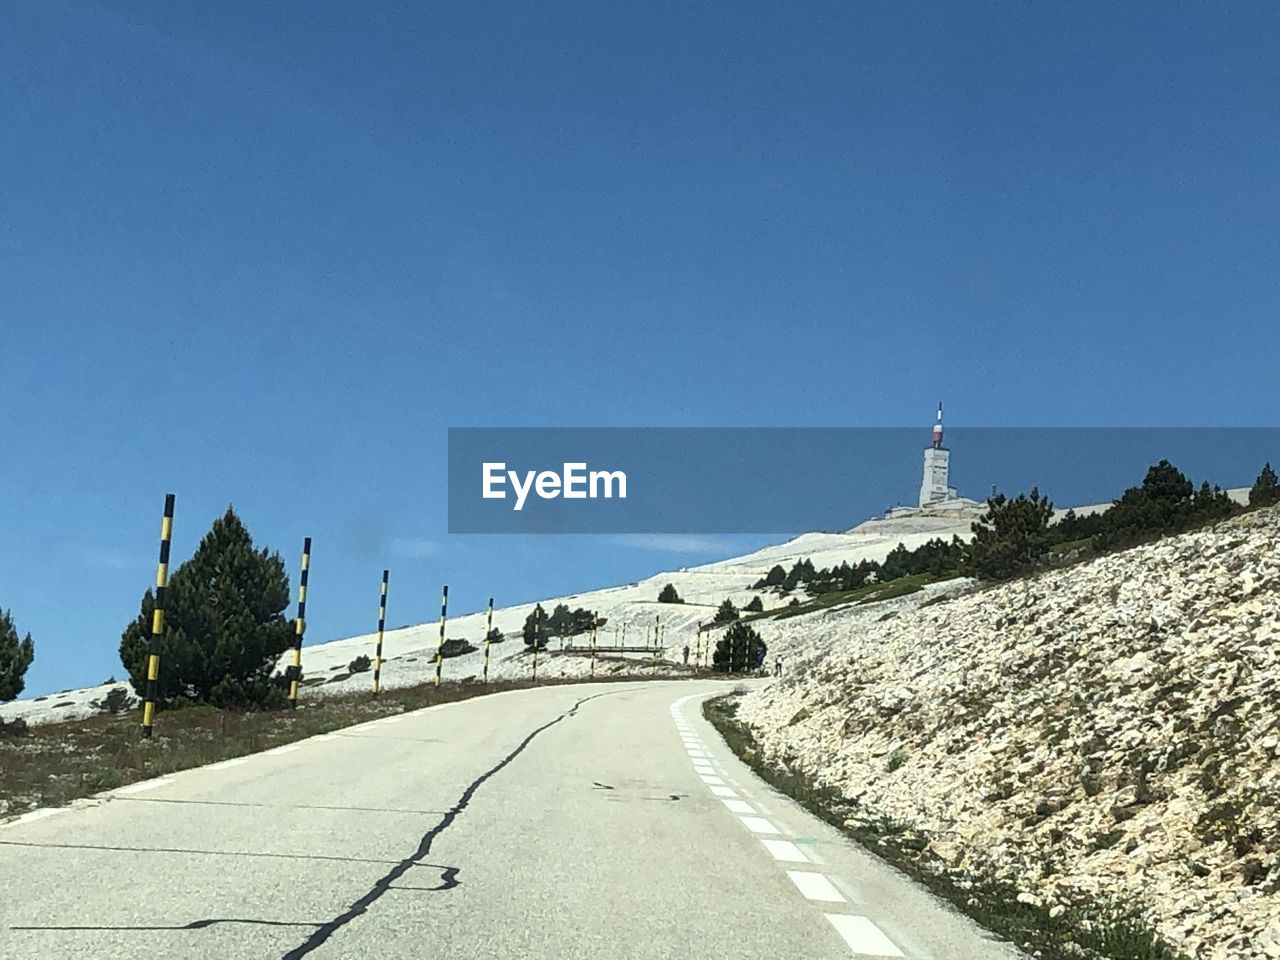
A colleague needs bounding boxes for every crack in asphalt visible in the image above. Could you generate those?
[280,692,614,959]
[13,918,324,932]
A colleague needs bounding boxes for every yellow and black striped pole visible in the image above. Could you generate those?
[589,620,597,679]
[531,606,541,683]
[652,615,660,672]
[434,585,449,687]
[140,493,175,739]
[286,537,311,709]
[372,569,389,695]
[482,597,494,684]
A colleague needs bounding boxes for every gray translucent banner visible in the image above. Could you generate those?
[447,427,1280,534]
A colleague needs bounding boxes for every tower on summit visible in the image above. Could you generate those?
[919,402,957,508]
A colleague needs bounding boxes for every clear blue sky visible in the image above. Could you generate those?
[3,2,1278,696]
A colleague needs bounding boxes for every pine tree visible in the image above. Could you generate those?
[965,487,1055,581]
[119,507,294,709]
[1250,463,1280,508]
[522,604,548,648]
[879,542,915,581]
[712,621,767,673]
[545,603,573,637]
[744,595,764,613]
[571,608,598,633]
[712,598,739,624]
[0,608,35,702]
[1095,460,1216,549]
[657,583,683,603]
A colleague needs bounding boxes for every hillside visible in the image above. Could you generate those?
[0,505,986,726]
[736,503,1280,959]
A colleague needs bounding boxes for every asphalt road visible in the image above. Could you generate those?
[0,680,1020,959]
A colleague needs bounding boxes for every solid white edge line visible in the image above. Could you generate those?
[824,914,905,957]
[2,807,67,827]
[206,757,250,770]
[114,777,174,795]
[786,870,846,903]
[264,744,300,756]
[761,838,808,862]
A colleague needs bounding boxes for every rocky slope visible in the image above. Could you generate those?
[739,505,1280,960]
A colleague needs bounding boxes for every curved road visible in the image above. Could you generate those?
[0,680,1019,959]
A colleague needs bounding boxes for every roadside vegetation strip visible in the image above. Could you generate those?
[701,693,1188,960]
[0,672,699,822]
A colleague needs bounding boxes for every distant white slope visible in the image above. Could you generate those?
[0,489,1250,726]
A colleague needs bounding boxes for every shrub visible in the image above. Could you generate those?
[439,638,477,658]
[0,717,29,738]
[348,655,372,673]
[744,596,764,613]
[657,583,683,603]
[91,686,134,715]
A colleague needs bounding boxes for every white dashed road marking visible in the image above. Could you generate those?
[824,914,905,957]
[761,838,809,862]
[671,695,903,959]
[786,870,846,903]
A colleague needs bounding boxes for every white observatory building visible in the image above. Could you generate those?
[919,402,959,507]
